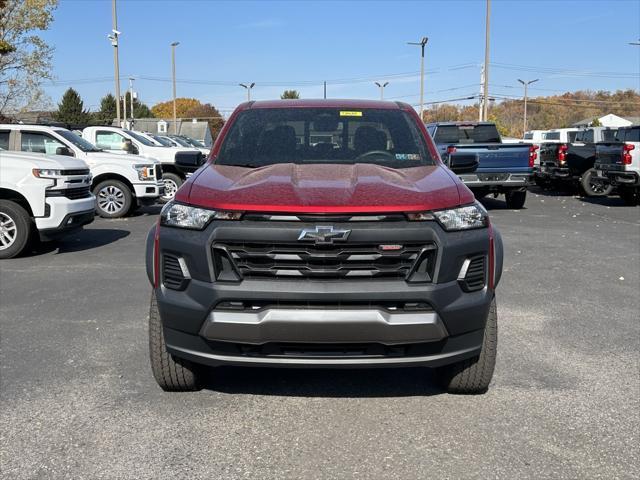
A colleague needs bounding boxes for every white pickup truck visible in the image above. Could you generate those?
[0,124,163,218]
[82,126,203,202]
[0,150,95,259]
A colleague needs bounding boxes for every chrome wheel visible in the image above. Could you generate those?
[98,185,126,215]
[162,178,179,201]
[0,212,18,250]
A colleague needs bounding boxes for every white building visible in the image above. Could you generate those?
[573,114,639,128]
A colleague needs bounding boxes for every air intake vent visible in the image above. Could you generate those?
[163,254,188,290]
[459,255,486,292]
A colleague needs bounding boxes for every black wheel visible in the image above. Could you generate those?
[580,169,612,197]
[505,190,527,209]
[93,179,133,218]
[149,291,201,391]
[436,298,497,394]
[620,187,640,206]
[160,173,183,203]
[0,200,33,260]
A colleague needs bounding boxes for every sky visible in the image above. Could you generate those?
[41,0,640,116]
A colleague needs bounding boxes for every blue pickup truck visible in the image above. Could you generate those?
[426,122,535,209]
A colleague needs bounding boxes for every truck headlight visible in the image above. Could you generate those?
[160,201,242,230]
[134,164,153,181]
[408,203,488,231]
[32,168,63,178]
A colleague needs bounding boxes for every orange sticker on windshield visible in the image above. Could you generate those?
[339,111,363,117]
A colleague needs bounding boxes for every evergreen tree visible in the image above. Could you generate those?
[54,88,90,125]
[280,90,300,99]
[92,93,117,125]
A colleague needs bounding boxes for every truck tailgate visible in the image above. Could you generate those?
[595,143,623,168]
[451,144,531,172]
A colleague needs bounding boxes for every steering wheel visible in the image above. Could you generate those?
[355,150,395,161]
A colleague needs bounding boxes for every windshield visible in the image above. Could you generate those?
[56,129,101,152]
[169,136,192,147]
[181,136,205,148]
[434,124,501,144]
[217,108,434,168]
[125,130,157,146]
[151,135,174,147]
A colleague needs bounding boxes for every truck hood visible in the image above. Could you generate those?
[86,151,158,165]
[1,151,89,170]
[142,146,200,162]
[182,163,464,213]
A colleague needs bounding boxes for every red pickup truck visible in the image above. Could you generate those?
[145,99,503,394]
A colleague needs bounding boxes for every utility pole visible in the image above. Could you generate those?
[478,65,484,121]
[374,81,389,100]
[171,42,179,134]
[122,91,127,128]
[129,77,135,125]
[323,81,327,99]
[239,83,255,101]
[109,0,121,126]
[517,78,538,134]
[482,0,491,121]
[408,37,428,120]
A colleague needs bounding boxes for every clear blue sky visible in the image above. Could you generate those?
[42,0,640,115]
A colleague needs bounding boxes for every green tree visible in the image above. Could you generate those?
[54,87,90,124]
[591,118,602,127]
[280,90,300,99]
[0,0,58,114]
[92,93,117,125]
[184,102,225,140]
[123,91,153,118]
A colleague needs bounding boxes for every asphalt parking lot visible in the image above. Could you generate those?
[1,188,638,479]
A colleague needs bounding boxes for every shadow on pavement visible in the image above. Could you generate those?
[31,228,131,255]
[201,366,444,398]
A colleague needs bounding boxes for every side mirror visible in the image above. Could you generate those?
[449,155,479,174]
[55,146,75,157]
[123,139,138,155]
[175,151,206,174]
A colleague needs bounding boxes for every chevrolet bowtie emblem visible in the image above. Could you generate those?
[298,226,351,245]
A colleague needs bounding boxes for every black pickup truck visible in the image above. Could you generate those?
[537,127,618,195]
[594,126,640,205]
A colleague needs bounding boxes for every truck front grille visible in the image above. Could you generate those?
[46,186,92,200]
[213,242,436,281]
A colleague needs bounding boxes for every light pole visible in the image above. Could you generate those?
[129,77,135,125]
[239,83,255,102]
[108,0,121,126]
[408,37,428,120]
[518,78,538,134]
[171,41,179,134]
[482,0,491,121]
[374,81,389,100]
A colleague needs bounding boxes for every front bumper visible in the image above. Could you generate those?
[35,195,96,234]
[147,219,503,368]
[133,181,165,199]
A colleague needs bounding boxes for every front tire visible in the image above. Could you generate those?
[93,180,133,218]
[0,200,33,260]
[436,298,497,394]
[160,173,183,203]
[149,291,201,391]
[505,190,527,209]
[580,169,612,197]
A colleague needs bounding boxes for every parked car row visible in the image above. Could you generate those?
[0,123,208,258]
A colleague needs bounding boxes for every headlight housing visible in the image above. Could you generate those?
[160,201,242,230]
[32,168,63,178]
[409,203,488,231]
[134,164,154,181]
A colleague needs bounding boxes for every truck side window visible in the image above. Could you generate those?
[626,128,640,143]
[96,131,127,150]
[0,130,9,150]
[584,130,594,143]
[20,132,66,155]
[602,130,617,142]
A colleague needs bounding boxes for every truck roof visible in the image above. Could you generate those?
[241,99,407,110]
[426,121,496,126]
[0,124,69,131]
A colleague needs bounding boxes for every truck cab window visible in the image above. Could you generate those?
[20,132,66,155]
